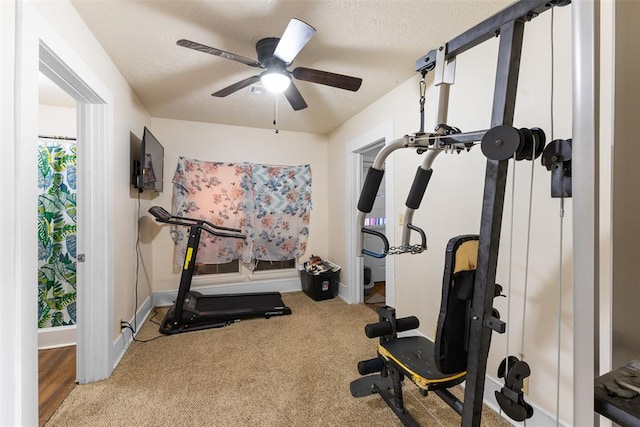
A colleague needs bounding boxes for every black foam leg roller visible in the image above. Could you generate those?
[358,357,385,375]
[396,316,420,332]
[405,167,433,210]
[365,320,392,338]
[358,167,385,213]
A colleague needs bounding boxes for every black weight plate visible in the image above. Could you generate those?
[515,128,534,161]
[481,126,520,161]
[495,391,529,422]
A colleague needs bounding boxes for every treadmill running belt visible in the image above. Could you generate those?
[195,292,287,312]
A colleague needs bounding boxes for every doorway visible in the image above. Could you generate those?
[39,38,114,385]
[361,143,387,310]
[37,71,78,348]
[37,71,78,425]
[347,121,394,306]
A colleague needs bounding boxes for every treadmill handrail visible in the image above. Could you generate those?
[172,214,242,234]
[149,206,245,239]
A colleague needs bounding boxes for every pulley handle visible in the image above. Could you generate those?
[361,227,389,259]
[406,223,427,250]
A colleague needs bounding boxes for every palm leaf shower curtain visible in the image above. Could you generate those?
[37,139,77,328]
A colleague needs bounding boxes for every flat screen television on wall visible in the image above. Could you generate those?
[132,127,164,193]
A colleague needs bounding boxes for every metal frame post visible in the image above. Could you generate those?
[461,19,525,426]
[572,0,599,424]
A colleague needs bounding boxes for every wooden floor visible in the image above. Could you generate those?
[39,346,76,427]
[364,281,386,312]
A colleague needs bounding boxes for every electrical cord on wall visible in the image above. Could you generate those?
[120,309,163,343]
[134,190,141,332]
[120,190,165,343]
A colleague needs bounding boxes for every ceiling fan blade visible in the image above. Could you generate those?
[273,19,316,64]
[283,82,308,111]
[177,39,261,68]
[292,67,362,92]
[212,75,261,97]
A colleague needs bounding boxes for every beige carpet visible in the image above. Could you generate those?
[47,292,509,426]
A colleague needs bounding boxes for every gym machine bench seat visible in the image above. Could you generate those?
[351,236,493,425]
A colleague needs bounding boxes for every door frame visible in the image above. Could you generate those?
[39,31,114,385]
[346,121,395,305]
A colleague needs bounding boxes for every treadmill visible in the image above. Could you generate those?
[149,206,292,335]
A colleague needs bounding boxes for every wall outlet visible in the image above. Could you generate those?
[522,376,530,395]
[398,213,404,226]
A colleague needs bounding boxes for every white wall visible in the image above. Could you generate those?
[329,6,574,424]
[39,104,76,138]
[2,0,151,423]
[148,118,329,293]
[1,1,33,422]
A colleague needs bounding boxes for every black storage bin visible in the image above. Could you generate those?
[300,269,339,301]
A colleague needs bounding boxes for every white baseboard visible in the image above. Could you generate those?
[151,277,301,308]
[111,294,153,370]
[38,325,76,349]
[337,281,350,302]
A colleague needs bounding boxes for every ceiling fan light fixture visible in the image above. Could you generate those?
[260,71,291,94]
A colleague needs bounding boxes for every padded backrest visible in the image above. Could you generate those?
[434,235,479,374]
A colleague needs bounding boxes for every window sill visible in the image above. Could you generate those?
[191,268,299,288]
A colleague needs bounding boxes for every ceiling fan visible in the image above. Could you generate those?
[177,18,363,111]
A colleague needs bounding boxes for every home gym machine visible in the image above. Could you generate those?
[149,206,292,334]
[350,0,570,426]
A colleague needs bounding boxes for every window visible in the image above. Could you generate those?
[254,259,296,271]
[194,261,240,276]
[194,259,296,276]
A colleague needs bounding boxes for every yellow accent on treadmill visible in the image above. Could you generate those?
[184,247,193,270]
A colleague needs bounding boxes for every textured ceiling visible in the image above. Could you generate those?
[70,0,512,134]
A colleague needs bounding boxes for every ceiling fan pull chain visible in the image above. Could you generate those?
[418,70,427,134]
[273,93,280,134]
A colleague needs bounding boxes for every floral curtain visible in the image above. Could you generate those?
[172,157,253,267]
[249,164,312,261]
[171,157,312,268]
[37,140,77,328]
